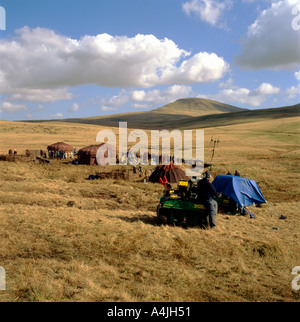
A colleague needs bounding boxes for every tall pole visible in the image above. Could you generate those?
[209,137,220,171]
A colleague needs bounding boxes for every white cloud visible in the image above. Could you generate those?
[131,85,193,107]
[203,82,281,106]
[100,85,193,111]
[254,82,280,95]
[101,106,118,112]
[101,91,130,109]
[68,103,80,112]
[219,77,235,89]
[0,27,229,104]
[182,0,233,28]
[161,52,229,84]
[0,101,28,113]
[236,0,300,70]
[131,90,147,102]
[5,88,73,103]
[286,84,300,99]
[49,112,64,119]
[295,70,300,80]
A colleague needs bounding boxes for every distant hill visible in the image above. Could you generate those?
[154,98,246,116]
[24,98,300,130]
[47,98,247,129]
[166,103,300,129]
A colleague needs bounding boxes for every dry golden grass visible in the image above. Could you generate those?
[0,116,299,302]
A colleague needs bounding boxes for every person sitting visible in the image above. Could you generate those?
[159,183,172,206]
[163,183,172,197]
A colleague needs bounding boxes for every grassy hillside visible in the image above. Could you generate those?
[167,104,300,130]
[25,98,247,129]
[29,101,300,131]
[0,116,299,302]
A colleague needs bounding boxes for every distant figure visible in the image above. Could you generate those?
[14,149,17,155]
[138,164,143,176]
[226,171,232,175]
[234,170,241,177]
[120,154,126,164]
[8,149,13,155]
[144,169,150,182]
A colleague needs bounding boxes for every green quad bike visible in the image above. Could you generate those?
[157,180,239,227]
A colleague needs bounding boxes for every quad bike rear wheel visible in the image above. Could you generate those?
[157,205,168,225]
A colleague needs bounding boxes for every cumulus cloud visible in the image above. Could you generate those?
[254,82,280,95]
[203,82,281,106]
[0,27,229,104]
[182,0,233,28]
[100,85,193,111]
[131,85,193,109]
[295,70,300,80]
[68,103,80,112]
[100,91,130,110]
[161,52,229,84]
[49,112,64,119]
[235,0,300,70]
[286,84,300,99]
[4,88,73,103]
[0,101,28,113]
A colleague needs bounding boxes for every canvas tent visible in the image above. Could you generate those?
[212,175,266,208]
[149,163,189,184]
[78,143,117,165]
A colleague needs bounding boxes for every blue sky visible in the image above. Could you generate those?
[0,0,299,121]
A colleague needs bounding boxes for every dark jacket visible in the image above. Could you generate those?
[197,178,217,201]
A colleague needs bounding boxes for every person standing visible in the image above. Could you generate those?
[197,171,218,228]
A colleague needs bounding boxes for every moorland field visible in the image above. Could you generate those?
[0,103,299,302]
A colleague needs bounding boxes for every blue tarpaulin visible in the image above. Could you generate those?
[212,175,266,208]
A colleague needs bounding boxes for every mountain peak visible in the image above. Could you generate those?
[153,98,247,116]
